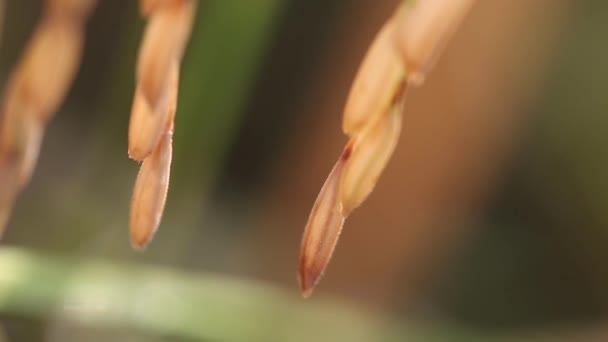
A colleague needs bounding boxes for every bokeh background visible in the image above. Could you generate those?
[1,0,608,341]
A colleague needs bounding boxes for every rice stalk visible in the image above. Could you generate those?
[299,0,476,296]
[128,0,196,250]
[0,0,96,235]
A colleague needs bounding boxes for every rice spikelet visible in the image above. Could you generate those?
[298,0,475,296]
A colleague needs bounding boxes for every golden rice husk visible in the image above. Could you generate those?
[394,0,475,85]
[136,0,195,110]
[342,18,405,135]
[9,17,83,121]
[340,88,405,216]
[128,62,179,161]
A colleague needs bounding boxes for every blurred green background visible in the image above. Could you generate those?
[1,0,608,341]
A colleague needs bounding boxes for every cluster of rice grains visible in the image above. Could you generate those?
[298,0,475,297]
[128,0,196,249]
[0,0,197,246]
[0,0,474,296]
[0,0,97,233]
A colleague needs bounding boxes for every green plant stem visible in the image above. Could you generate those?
[0,247,484,342]
[1,247,602,341]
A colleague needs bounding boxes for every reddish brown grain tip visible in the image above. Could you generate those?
[298,159,346,297]
[298,267,316,299]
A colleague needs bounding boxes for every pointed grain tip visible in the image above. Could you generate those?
[129,130,172,252]
[301,284,314,299]
[298,255,321,298]
[298,159,346,296]
[130,233,151,251]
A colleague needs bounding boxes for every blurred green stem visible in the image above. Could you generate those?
[1,247,601,341]
[0,247,481,342]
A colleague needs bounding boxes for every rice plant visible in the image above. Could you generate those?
[1,0,474,296]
